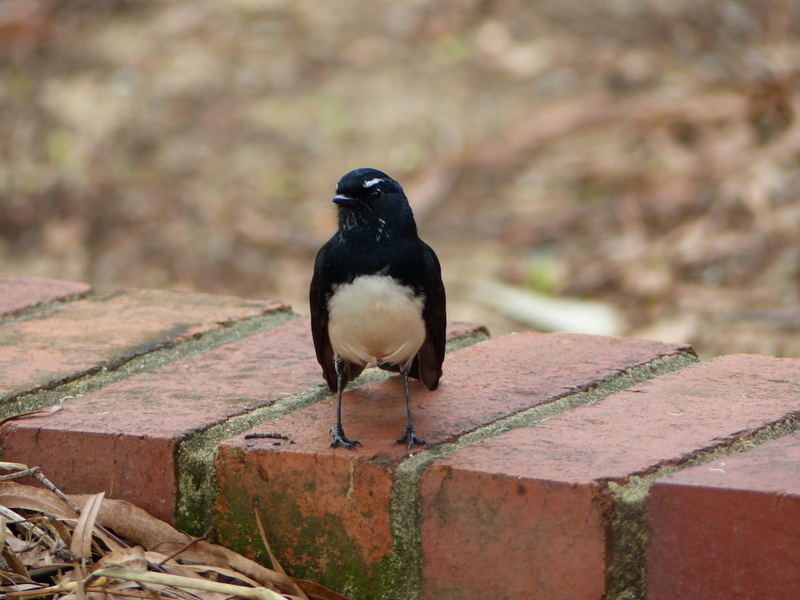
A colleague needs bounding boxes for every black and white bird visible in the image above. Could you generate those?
[310,168,446,450]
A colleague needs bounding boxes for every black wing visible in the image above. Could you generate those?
[309,240,365,392]
[309,242,338,391]
[409,241,446,390]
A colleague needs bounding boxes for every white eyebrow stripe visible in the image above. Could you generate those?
[363,178,385,188]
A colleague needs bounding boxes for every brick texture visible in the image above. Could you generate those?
[0,273,92,317]
[3,275,800,600]
[421,466,608,600]
[647,433,800,600]
[1,317,313,521]
[0,316,485,524]
[419,353,800,600]
[213,332,691,597]
[0,288,286,400]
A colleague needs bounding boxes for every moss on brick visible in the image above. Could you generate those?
[215,474,395,600]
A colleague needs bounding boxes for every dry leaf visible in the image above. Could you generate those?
[291,579,353,600]
[70,494,303,596]
[2,546,30,578]
[3,466,352,600]
[189,541,304,596]
[69,494,192,550]
[96,546,148,571]
[70,493,105,559]
[0,483,78,520]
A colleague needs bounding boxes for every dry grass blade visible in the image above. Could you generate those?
[71,493,105,559]
[253,501,286,578]
[174,542,301,594]
[156,528,211,567]
[72,494,304,594]
[87,567,286,600]
[0,406,63,429]
[0,462,34,472]
[74,560,87,600]
[2,465,353,600]
[253,503,309,600]
[178,564,263,587]
[0,504,63,553]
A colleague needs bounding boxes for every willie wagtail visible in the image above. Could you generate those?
[310,168,446,449]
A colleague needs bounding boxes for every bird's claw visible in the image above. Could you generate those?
[330,426,362,450]
[395,427,429,450]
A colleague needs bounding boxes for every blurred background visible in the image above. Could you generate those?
[1,0,799,358]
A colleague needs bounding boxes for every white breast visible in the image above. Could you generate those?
[327,274,426,370]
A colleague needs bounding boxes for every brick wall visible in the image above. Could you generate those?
[1,273,799,600]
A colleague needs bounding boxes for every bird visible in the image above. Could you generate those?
[310,168,446,450]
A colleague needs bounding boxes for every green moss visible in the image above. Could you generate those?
[175,450,219,535]
[214,479,397,600]
[606,479,650,600]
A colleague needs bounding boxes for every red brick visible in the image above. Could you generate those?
[0,288,286,399]
[420,353,800,600]
[0,317,312,522]
[0,317,487,524]
[214,332,690,596]
[0,274,92,317]
[217,445,396,598]
[422,467,608,600]
[421,436,610,600]
[647,433,800,600]
[224,332,689,453]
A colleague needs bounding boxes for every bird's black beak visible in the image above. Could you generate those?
[332,194,355,206]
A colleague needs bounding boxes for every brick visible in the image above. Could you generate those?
[217,445,396,599]
[0,318,486,524]
[0,288,286,400]
[0,274,92,318]
[225,332,689,453]
[420,435,610,600]
[647,433,800,600]
[419,353,800,600]
[214,332,690,597]
[0,317,312,522]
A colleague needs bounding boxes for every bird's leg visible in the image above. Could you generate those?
[330,357,361,450]
[395,371,429,449]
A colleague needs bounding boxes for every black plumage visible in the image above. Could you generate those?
[309,168,446,449]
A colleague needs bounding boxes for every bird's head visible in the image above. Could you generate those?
[332,168,416,239]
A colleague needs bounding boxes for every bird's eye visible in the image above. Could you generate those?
[370,187,383,198]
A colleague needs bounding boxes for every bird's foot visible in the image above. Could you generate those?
[395,426,429,450]
[330,426,362,450]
